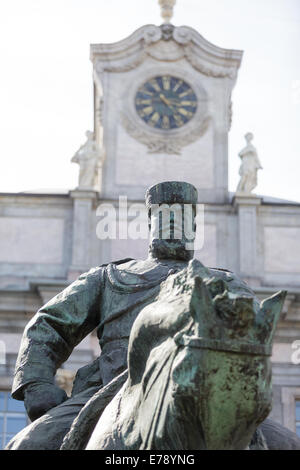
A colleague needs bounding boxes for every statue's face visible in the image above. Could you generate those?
[245,132,253,143]
[148,203,196,261]
[86,131,94,140]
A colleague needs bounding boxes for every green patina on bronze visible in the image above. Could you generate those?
[6,182,300,450]
[84,260,286,450]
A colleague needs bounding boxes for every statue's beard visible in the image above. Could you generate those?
[149,238,194,261]
[148,205,196,261]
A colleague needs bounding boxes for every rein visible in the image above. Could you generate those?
[174,333,272,357]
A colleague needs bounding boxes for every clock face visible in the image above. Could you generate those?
[135,75,197,130]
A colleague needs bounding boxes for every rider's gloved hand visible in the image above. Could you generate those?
[23,382,68,421]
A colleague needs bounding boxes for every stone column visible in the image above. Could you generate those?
[233,194,262,284]
[68,190,98,280]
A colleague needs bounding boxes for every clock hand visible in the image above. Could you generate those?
[158,93,185,126]
[159,94,184,113]
[159,94,185,125]
[167,100,181,106]
[159,93,171,106]
[159,94,179,115]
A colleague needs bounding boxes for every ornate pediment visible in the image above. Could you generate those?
[91,24,243,80]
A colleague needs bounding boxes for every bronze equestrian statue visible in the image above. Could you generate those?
[6,182,300,450]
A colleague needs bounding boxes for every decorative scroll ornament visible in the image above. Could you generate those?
[172,25,193,44]
[184,47,237,79]
[146,39,184,61]
[95,54,147,74]
[143,25,162,44]
[121,112,211,155]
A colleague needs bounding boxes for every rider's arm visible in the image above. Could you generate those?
[12,266,104,401]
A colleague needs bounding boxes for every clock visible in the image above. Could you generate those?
[135,75,197,130]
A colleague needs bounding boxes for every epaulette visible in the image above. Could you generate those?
[99,258,134,268]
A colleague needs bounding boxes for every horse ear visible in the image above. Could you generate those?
[192,276,214,311]
[256,290,287,344]
[205,277,228,299]
[190,276,215,336]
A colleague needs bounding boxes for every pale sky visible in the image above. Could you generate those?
[0,0,299,202]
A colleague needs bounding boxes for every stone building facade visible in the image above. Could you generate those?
[0,20,300,447]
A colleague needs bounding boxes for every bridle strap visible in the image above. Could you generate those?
[174,334,272,357]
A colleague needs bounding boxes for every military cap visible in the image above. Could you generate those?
[145,181,198,208]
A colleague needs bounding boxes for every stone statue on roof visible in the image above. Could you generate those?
[236,133,263,195]
[71,131,103,191]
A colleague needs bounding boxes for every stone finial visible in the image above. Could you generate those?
[236,132,263,195]
[158,0,176,23]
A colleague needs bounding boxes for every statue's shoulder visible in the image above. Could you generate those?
[207,266,234,280]
[76,259,134,282]
[99,258,135,269]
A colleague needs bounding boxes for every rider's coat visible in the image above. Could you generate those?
[12,258,258,401]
